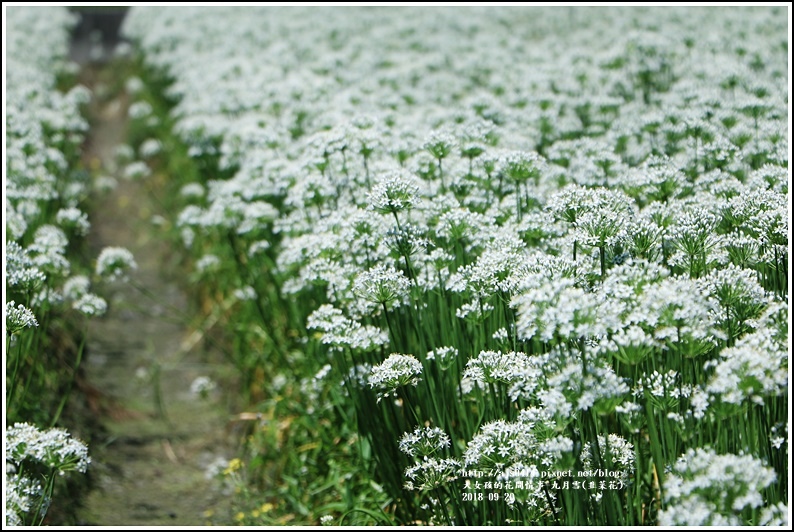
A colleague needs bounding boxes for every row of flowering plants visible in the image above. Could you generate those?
[121,6,788,526]
[4,7,137,526]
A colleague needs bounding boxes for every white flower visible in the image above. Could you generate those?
[403,457,460,491]
[367,170,420,216]
[464,418,537,472]
[55,207,90,236]
[203,455,230,480]
[426,346,459,370]
[699,263,768,329]
[668,209,722,275]
[705,324,787,405]
[659,448,776,526]
[580,434,635,479]
[6,242,46,290]
[72,293,108,317]
[6,422,90,473]
[190,376,217,398]
[96,246,137,282]
[448,242,525,297]
[29,225,70,277]
[758,502,789,526]
[128,100,152,119]
[496,150,547,185]
[455,298,494,322]
[5,468,42,527]
[423,130,456,161]
[463,350,536,388]
[62,275,92,300]
[307,304,389,353]
[368,353,423,400]
[195,254,221,273]
[399,425,451,458]
[248,240,271,257]
[637,275,722,357]
[233,285,257,301]
[352,264,411,306]
[123,160,151,180]
[179,182,206,199]
[139,138,162,158]
[512,276,599,342]
[492,328,509,341]
[6,301,39,335]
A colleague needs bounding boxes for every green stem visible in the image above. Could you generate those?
[6,336,23,411]
[50,327,88,428]
[599,245,606,279]
[435,487,454,525]
[34,469,58,526]
[382,302,397,350]
[151,361,171,426]
[225,232,292,368]
[644,394,666,506]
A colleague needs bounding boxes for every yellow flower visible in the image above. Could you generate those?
[224,458,243,475]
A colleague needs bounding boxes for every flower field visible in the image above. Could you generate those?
[5,5,791,526]
[4,7,139,525]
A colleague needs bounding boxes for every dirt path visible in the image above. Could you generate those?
[73,66,238,526]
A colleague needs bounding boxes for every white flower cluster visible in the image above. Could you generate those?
[368,171,421,216]
[119,5,788,525]
[6,7,86,233]
[368,353,423,400]
[55,207,91,236]
[60,275,108,317]
[404,457,461,492]
[96,246,138,282]
[352,264,411,308]
[232,285,257,301]
[512,276,598,343]
[6,242,47,290]
[462,350,537,389]
[72,293,109,317]
[8,20,112,301]
[6,301,39,336]
[579,434,635,480]
[426,346,459,370]
[399,425,452,458]
[460,409,573,514]
[195,254,221,274]
[307,304,389,353]
[758,502,789,527]
[5,467,43,527]
[29,225,71,277]
[4,14,131,487]
[659,448,777,526]
[464,417,542,472]
[139,138,162,159]
[704,302,788,406]
[190,376,218,399]
[6,422,91,474]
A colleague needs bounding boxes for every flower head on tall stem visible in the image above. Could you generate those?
[368,353,423,401]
